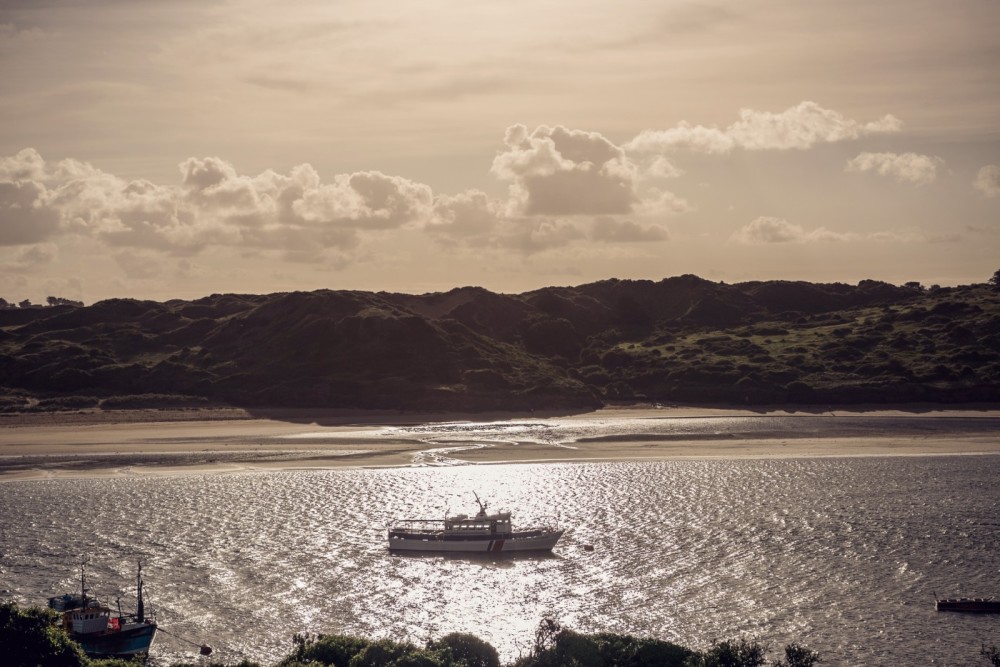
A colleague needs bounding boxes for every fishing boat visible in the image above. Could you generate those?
[48,561,157,657]
[387,493,563,554]
[935,595,1000,613]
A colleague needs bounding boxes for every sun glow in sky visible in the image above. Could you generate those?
[2,0,998,303]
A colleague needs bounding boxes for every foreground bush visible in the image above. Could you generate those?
[0,607,822,667]
[0,601,135,667]
[13,597,1000,667]
[0,601,88,667]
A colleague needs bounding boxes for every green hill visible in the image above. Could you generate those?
[2,276,998,413]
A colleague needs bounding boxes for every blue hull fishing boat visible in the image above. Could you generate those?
[49,562,157,657]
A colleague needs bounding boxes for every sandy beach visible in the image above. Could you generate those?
[1,404,998,481]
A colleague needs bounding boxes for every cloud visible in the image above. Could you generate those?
[0,180,61,246]
[590,217,668,242]
[427,190,503,243]
[731,217,859,244]
[0,22,46,51]
[731,217,943,245]
[7,243,58,270]
[732,217,807,244]
[641,156,684,179]
[0,149,434,260]
[113,250,164,279]
[4,144,679,264]
[626,101,902,154]
[628,122,734,154]
[496,218,587,254]
[728,102,902,150]
[974,165,1000,198]
[846,152,942,185]
[635,187,693,215]
[0,148,47,181]
[291,171,432,230]
[492,124,637,216]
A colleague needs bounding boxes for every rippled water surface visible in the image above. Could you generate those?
[3,455,999,665]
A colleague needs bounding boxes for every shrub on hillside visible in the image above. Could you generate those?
[0,600,87,667]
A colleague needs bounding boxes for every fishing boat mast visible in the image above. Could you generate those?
[79,560,89,605]
[136,561,145,621]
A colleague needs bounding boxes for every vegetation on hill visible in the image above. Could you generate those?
[6,600,1000,666]
[2,274,998,413]
[3,600,818,667]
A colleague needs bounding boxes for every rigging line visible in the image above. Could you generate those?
[156,625,208,648]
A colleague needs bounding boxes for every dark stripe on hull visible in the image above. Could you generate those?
[76,623,157,657]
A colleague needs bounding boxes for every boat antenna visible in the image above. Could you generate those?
[136,560,145,622]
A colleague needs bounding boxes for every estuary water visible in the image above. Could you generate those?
[1,421,999,665]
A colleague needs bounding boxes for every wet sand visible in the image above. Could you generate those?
[1,405,998,480]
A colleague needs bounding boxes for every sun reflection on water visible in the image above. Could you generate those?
[1,455,998,666]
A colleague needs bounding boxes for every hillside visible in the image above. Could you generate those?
[2,276,999,413]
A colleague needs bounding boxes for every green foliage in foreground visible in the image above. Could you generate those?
[0,601,137,667]
[5,599,1000,667]
[0,601,88,667]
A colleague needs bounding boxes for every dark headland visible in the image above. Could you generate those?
[2,275,999,416]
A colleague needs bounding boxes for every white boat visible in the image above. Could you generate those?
[48,561,157,657]
[388,494,563,554]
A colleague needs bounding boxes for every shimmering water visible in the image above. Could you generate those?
[2,456,999,665]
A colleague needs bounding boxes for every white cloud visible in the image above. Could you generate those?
[731,217,860,244]
[627,122,734,155]
[0,149,435,260]
[2,143,688,266]
[642,156,684,179]
[0,180,61,246]
[497,218,587,254]
[732,217,807,244]
[0,148,47,181]
[626,101,902,154]
[427,190,503,243]
[730,217,944,245]
[846,152,942,185]
[974,164,1000,198]
[635,187,693,216]
[728,102,902,150]
[492,124,637,216]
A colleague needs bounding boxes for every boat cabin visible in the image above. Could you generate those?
[67,603,111,634]
[443,511,513,536]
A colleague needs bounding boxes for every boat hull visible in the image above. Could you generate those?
[389,529,563,553]
[936,599,1000,613]
[75,622,157,657]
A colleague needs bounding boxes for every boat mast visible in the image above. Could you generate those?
[136,561,145,621]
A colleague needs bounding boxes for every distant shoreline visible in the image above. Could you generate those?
[2,401,999,428]
[1,404,998,482]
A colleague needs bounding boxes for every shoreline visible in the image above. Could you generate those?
[1,404,998,482]
[2,401,1000,428]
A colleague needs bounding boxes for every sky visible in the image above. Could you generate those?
[1,0,999,304]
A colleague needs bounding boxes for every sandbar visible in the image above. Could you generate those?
[1,404,998,481]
